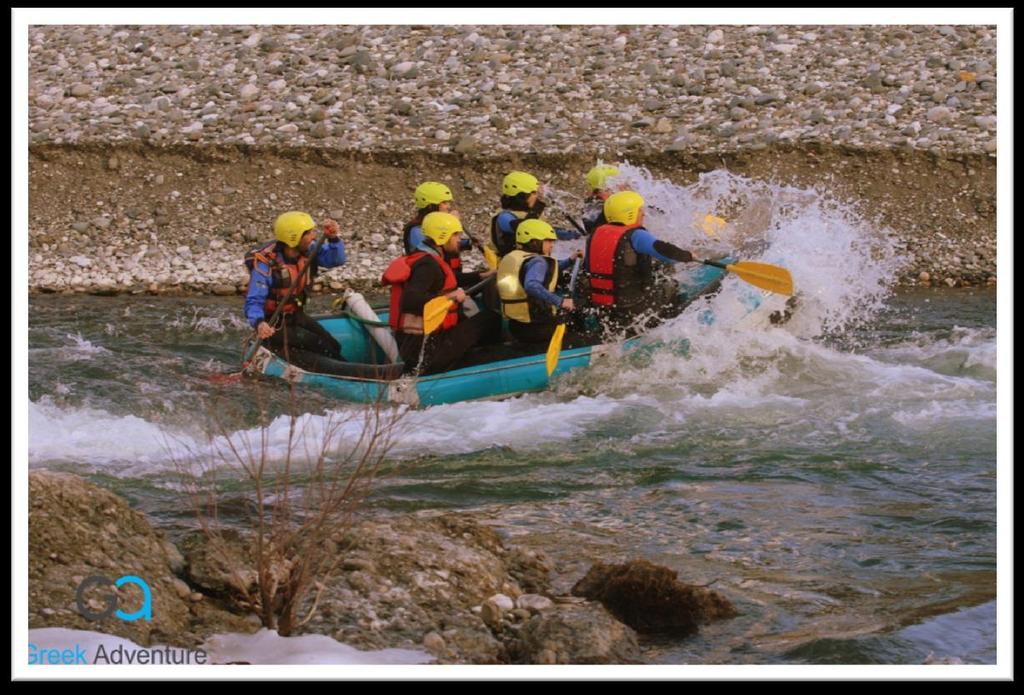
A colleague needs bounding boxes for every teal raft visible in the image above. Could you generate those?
[247,257,789,407]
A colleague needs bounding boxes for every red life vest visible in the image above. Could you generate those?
[244,242,313,317]
[381,251,459,333]
[586,222,649,308]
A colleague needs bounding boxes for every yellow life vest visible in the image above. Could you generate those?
[497,250,558,323]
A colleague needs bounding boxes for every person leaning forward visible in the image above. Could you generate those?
[382,211,501,375]
[243,211,348,369]
[581,164,622,235]
[497,218,583,347]
[584,191,696,339]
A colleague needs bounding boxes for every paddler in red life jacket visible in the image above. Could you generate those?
[382,212,501,375]
[581,164,622,235]
[489,170,582,261]
[403,181,474,279]
[243,211,348,368]
[584,191,696,339]
[497,219,584,347]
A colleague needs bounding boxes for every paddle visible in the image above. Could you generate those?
[208,232,328,384]
[545,256,583,377]
[460,228,498,270]
[699,258,794,296]
[423,274,497,335]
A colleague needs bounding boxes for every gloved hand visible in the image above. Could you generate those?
[322,219,340,239]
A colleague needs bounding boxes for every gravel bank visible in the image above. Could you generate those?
[28,24,997,154]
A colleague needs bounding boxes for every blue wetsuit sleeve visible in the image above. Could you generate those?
[459,236,472,251]
[244,262,272,328]
[630,228,677,264]
[497,212,517,245]
[316,237,347,268]
[554,226,582,241]
[557,256,575,271]
[407,225,426,253]
[523,257,562,308]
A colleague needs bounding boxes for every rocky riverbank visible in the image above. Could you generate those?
[28,143,996,295]
[28,471,735,664]
[27,24,998,293]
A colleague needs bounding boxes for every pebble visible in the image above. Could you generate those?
[23,25,995,156]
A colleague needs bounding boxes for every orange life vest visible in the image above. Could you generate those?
[244,241,313,316]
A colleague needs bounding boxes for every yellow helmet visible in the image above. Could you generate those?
[502,171,539,197]
[273,211,315,248]
[586,165,621,191]
[421,211,463,246]
[414,181,453,210]
[516,218,556,245]
[604,191,645,225]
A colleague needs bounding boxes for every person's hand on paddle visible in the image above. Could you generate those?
[256,321,275,339]
[560,297,575,311]
[322,219,340,239]
[448,287,467,304]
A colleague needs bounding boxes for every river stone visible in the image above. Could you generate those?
[572,560,737,636]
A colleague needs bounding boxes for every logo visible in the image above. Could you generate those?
[75,575,152,622]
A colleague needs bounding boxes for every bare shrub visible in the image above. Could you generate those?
[172,378,404,635]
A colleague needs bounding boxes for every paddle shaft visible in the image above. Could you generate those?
[423,273,497,335]
[700,259,731,272]
[545,256,583,377]
[461,229,498,270]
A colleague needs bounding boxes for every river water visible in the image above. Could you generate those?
[24,170,1001,667]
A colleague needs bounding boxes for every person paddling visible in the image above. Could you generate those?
[382,212,501,375]
[584,191,696,338]
[497,219,584,348]
[581,164,622,234]
[489,171,582,261]
[243,211,348,370]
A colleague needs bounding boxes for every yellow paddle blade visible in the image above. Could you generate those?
[702,214,727,239]
[423,295,455,335]
[483,245,498,271]
[725,261,794,296]
[545,323,567,377]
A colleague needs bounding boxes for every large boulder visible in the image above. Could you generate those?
[571,559,737,636]
[28,472,194,646]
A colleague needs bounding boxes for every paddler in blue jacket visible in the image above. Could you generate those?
[243,211,348,368]
[490,171,582,260]
[497,219,584,347]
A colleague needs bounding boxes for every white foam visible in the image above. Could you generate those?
[28,398,189,470]
[30,332,112,363]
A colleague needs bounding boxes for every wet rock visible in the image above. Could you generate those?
[511,604,642,664]
[28,472,195,646]
[571,559,737,636]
